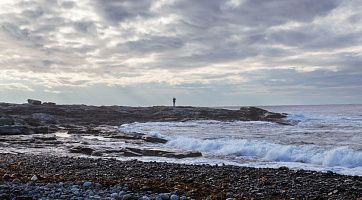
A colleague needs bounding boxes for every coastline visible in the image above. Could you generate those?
[1,153,362,199]
[1,103,362,199]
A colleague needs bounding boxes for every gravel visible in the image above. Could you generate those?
[1,153,362,199]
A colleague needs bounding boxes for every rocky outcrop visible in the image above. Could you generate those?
[0,103,291,135]
[0,103,291,128]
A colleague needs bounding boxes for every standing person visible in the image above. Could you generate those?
[173,97,176,107]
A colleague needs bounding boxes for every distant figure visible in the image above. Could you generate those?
[173,97,176,107]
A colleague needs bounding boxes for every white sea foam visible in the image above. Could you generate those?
[118,104,362,176]
[165,136,362,168]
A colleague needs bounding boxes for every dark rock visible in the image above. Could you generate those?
[164,151,202,159]
[124,147,202,159]
[31,126,49,134]
[31,113,57,124]
[0,116,14,126]
[0,125,27,135]
[0,103,290,127]
[27,99,42,105]
[43,102,56,106]
[69,146,94,155]
[141,135,167,144]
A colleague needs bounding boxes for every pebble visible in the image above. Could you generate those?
[122,193,133,200]
[0,182,191,200]
[83,181,93,188]
[31,175,38,181]
[111,192,118,198]
[159,193,170,199]
[141,196,150,200]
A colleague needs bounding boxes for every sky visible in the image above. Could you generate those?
[0,0,362,106]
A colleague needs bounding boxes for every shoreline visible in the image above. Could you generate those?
[1,153,362,199]
[1,102,362,198]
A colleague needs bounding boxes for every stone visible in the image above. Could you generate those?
[159,194,170,200]
[141,196,150,200]
[28,99,42,105]
[31,175,38,181]
[2,173,11,180]
[170,195,179,200]
[12,178,20,183]
[122,193,133,200]
[83,181,93,188]
[111,193,119,198]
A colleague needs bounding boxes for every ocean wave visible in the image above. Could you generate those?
[166,136,362,169]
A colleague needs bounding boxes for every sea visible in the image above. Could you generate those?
[119,104,362,176]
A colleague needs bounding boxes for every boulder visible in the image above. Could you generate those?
[27,99,42,105]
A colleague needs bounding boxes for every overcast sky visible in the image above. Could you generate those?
[0,0,361,106]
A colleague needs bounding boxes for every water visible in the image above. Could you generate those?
[119,104,362,176]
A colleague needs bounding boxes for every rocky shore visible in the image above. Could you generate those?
[1,153,361,199]
[1,102,361,199]
[0,102,291,160]
[0,102,290,128]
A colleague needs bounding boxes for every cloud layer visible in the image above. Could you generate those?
[0,0,361,105]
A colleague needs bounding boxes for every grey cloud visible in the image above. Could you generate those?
[119,36,183,53]
[61,1,76,9]
[1,23,30,41]
[93,0,153,24]
[73,21,97,35]
[21,7,44,19]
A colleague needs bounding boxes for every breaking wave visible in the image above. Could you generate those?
[166,136,362,168]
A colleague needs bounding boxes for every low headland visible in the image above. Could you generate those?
[0,101,361,199]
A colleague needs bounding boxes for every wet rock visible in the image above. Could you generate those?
[123,147,202,159]
[141,135,167,144]
[170,194,179,200]
[164,151,202,159]
[69,146,94,155]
